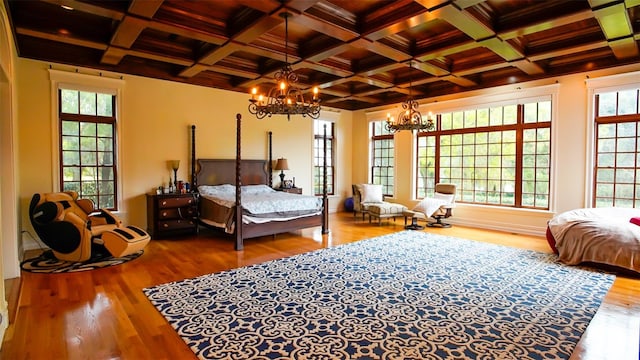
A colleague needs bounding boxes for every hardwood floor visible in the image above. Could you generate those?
[2,212,639,359]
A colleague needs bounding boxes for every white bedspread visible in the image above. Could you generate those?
[199,184,322,215]
[547,207,640,273]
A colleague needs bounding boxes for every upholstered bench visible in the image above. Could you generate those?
[368,202,408,225]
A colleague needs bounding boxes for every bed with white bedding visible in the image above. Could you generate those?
[546,207,640,273]
[198,184,323,232]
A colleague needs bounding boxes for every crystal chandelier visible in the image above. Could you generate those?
[248,12,321,120]
[385,62,434,133]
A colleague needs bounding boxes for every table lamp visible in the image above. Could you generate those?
[170,160,180,192]
[274,158,289,188]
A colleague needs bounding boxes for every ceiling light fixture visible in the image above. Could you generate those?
[386,61,434,133]
[248,12,321,121]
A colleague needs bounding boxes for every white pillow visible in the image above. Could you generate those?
[361,184,383,203]
[434,192,455,204]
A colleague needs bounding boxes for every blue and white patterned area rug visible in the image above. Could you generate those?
[143,231,615,359]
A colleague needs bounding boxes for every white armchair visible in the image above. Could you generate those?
[404,183,457,229]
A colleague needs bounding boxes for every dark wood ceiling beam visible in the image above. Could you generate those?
[146,22,227,46]
[389,85,425,97]
[478,37,523,61]
[351,75,395,88]
[510,59,545,75]
[452,61,509,77]
[128,0,163,18]
[357,63,406,77]
[326,95,379,104]
[349,38,412,62]
[412,60,450,77]
[317,77,353,88]
[432,3,494,41]
[109,16,147,48]
[315,88,351,98]
[101,46,128,65]
[306,43,352,63]
[126,49,194,66]
[291,13,359,42]
[416,40,480,61]
[16,27,107,50]
[101,44,195,67]
[234,0,282,14]
[180,15,283,78]
[433,3,529,66]
[234,14,284,45]
[41,0,124,20]
[527,40,611,62]
[589,0,639,59]
[364,10,437,41]
[441,74,478,87]
[498,9,595,41]
[207,64,260,79]
[296,61,353,77]
[355,87,395,97]
[198,42,245,66]
[607,36,639,59]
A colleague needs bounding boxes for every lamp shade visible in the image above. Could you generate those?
[169,160,180,170]
[274,158,289,171]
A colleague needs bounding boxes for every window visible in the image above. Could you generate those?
[314,120,334,195]
[417,99,552,209]
[59,89,117,209]
[593,88,640,207]
[371,121,395,196]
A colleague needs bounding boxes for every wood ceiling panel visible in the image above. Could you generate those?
[6,0,640,111]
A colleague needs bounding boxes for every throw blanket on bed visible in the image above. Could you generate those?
[548,207,640,273]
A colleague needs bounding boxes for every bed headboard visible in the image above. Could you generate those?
[196,159,269,188]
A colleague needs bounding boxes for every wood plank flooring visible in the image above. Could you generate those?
[2,212,639,359]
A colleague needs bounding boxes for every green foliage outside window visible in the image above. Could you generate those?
[60,89,116,209]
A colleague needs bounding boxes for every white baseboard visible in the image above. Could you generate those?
[22,231,44,252]
[446,218,547,237]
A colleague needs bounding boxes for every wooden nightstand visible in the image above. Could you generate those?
[276,187,302,194]
[146,192,198,238]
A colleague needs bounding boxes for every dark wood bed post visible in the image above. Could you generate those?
[268,131,273,188]
[191,125,197,191]
[235,113,244,250]
[322,123,329,234]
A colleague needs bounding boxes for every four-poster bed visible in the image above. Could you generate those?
[191,114,329,250]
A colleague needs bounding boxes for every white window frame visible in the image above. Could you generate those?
[585,71,640,207]
[49,69,125,210]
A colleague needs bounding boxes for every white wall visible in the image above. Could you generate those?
[352,63,640,236]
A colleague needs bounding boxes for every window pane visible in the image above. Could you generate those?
[97,93,113,116]
[598,92,617,116]
[618,89,638,115]
[79,91,96,115]
[61,90,79,114]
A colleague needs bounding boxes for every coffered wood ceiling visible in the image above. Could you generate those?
[5,0,640,111]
